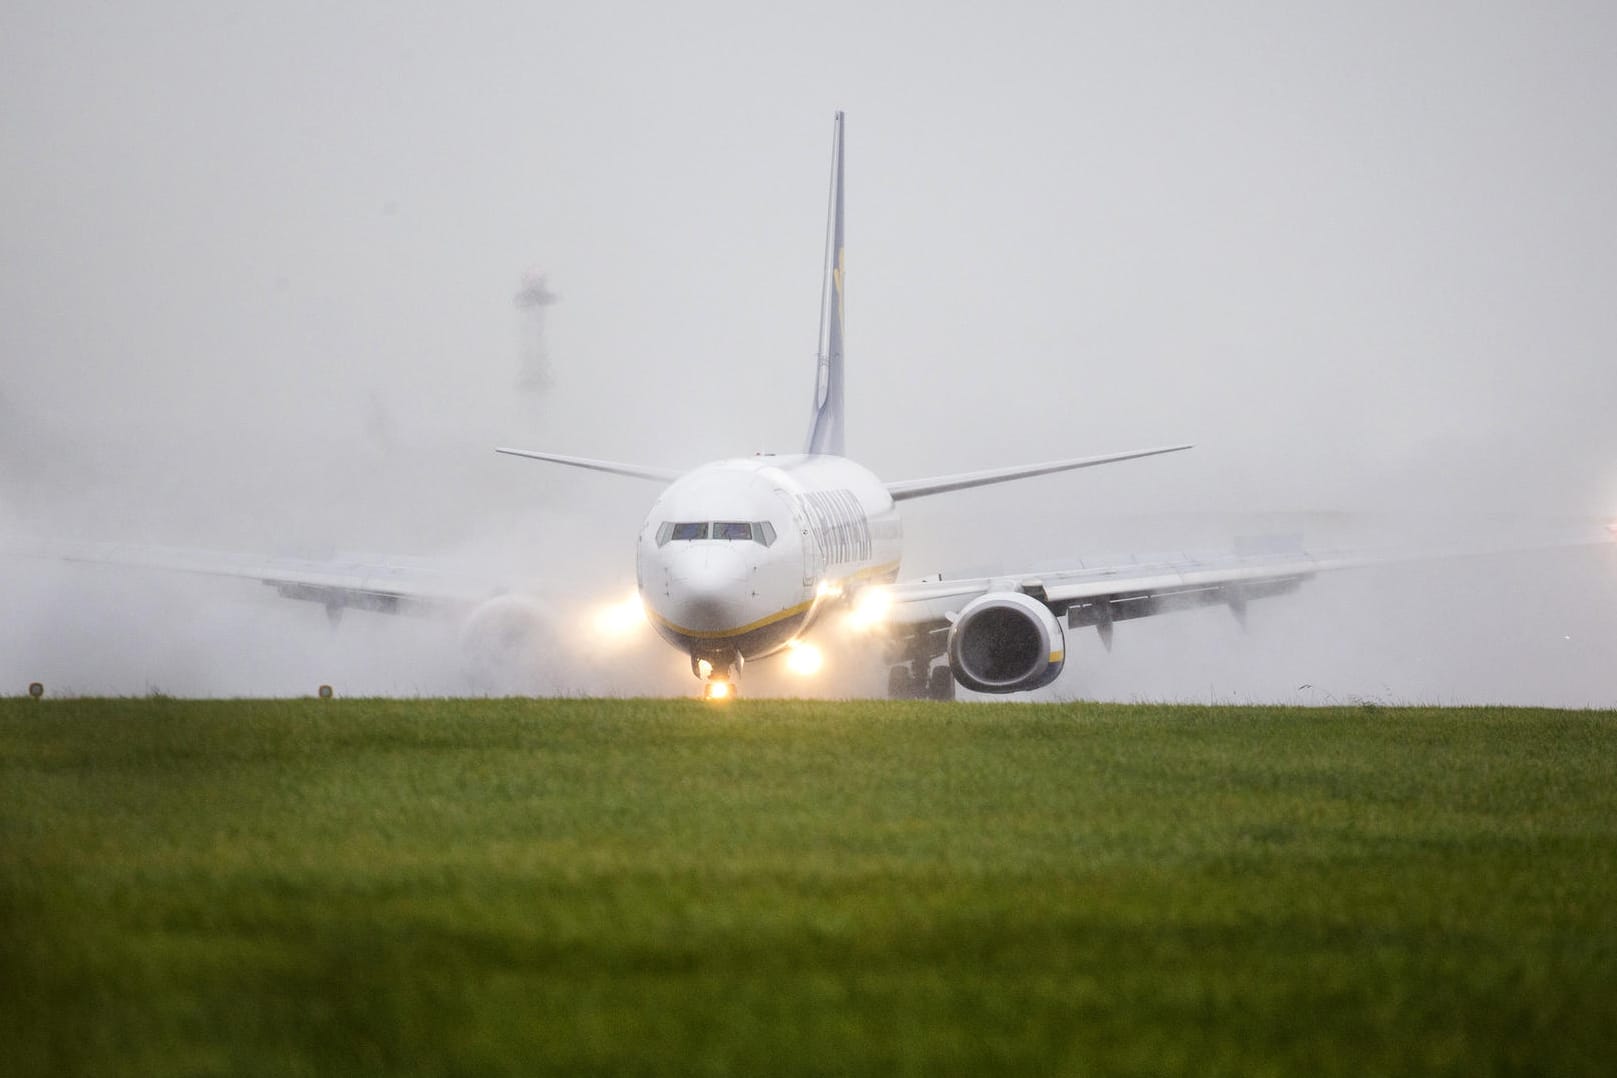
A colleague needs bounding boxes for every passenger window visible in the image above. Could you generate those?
[756,521,777,547]
[670,522,708,541]
[715,522,753,541]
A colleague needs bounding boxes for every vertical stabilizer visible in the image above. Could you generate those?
[805,112,846,456]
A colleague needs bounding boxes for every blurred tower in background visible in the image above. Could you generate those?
[514,271,558,393]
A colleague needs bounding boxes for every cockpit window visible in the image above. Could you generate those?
[654,520,778,546]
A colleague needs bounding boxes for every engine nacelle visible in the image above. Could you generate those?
[946,591,1066,694]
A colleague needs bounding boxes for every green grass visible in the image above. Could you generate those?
[3,697,1617,1076]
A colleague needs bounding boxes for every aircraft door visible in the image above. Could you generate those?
[784,490,823,587]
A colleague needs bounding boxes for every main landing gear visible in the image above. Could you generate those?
[888,662,955,701]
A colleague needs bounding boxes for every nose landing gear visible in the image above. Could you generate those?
[693,650,743,702]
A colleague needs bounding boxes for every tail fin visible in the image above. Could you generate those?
[805,111,846,456]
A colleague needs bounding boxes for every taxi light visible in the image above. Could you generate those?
[704,679,732,701]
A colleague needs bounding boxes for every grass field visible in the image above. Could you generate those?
[3,697,1616,1076]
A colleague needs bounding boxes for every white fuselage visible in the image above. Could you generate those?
[636,455,902,672]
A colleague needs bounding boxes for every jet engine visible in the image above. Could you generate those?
[946,591,1066,694]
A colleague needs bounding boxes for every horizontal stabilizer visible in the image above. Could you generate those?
[495,448,682,483]
[885,444,1193,502]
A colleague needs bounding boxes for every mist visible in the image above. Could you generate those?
[3,3,1615,704]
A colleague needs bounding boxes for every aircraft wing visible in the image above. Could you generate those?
[871,523,1617,644]
[884,444,1193,501]
[494,448,681,483]
[4,537,503,619]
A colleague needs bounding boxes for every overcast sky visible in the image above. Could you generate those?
[3,2,1615,702]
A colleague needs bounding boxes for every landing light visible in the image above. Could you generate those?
[592,592,646,638]
[846,587,892,631]
[784,639,823,676]
[704,679,732,701]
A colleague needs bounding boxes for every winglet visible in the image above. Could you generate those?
[805,111,846,457]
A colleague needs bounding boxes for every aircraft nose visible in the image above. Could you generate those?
[657,544,752,633]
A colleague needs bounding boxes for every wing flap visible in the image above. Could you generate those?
[1040,555,1319,603]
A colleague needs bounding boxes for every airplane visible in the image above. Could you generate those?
[491,112,1198,700]
[9,113,1612,701]
[490,113,1610,701]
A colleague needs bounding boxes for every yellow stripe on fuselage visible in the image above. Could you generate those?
[645,599,814,641]
[836,559,901,585]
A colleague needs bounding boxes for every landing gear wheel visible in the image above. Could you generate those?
[927,666,956,701]
[702,679,737,702]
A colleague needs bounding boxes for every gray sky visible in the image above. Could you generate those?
[3,2,1615,702]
